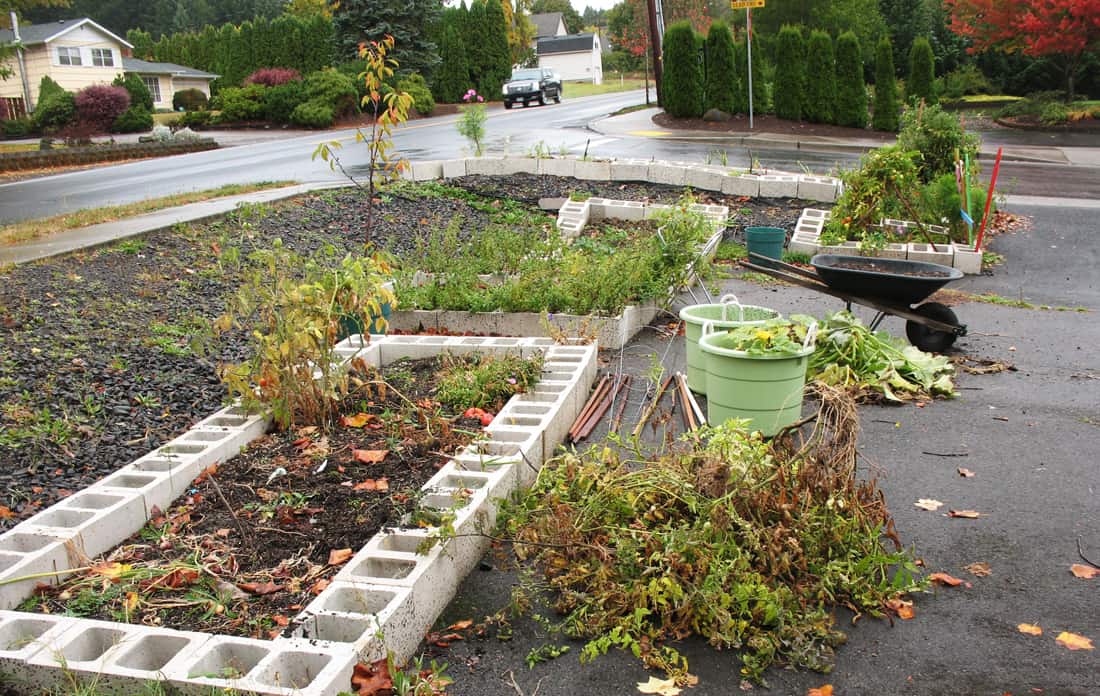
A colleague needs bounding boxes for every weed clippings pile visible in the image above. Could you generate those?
[503,383,921,684]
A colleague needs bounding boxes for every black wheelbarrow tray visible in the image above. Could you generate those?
[739,252,967,352]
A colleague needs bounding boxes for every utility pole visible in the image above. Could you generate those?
[645,0,662,104]
[10,12,33,114]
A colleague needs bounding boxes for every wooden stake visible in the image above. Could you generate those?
[609,375,633,434]
[633,374,674,438]
[568,375,609,441]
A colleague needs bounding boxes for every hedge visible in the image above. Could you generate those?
[803,30,836,124]
[773,26,805,121]
[873,36,900,131]
[662,21,704,118]
[705,22,736,114]
[835,32,867,128]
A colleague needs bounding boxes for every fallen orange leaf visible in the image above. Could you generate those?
[807,687,834,696]
[272,614,289,627]
[353,449,388,464]
[957,467,975,477]
[328,548,353,566]
[352,478,390,492]
[0,506,15,520]
[1070,563,1100,579]
[948,509,981,518]
[341,413,377,428]
[885,597,915,619]
[238,581,282,595]
[965,562,992,577]
[929,572,966,587]
[352,659,393,695]
[89,562,130,580]
[1055,631,1094,651]
[310,578,331,595]
[1017,623,1043,636]
[447,619,474,631]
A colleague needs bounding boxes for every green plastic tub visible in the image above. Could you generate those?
[699,327,815,437]
[745,226,786,261]
[679,295,780,394]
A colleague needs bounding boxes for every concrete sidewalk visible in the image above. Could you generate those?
[0,181,344,266]
[591,107,1096,166]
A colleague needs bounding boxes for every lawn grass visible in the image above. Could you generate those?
[563,76,649,98]
[152,112,182,126]
[0,181,298,246]
[0,143,42,153]
[953,94,1023,105]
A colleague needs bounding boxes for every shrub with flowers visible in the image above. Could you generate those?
[456,88,487,156]
[244,67,302,87]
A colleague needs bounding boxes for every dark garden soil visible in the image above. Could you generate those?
[653,112,897,141]
[830,259,953,278]
[20,356,497,639]
[0,174,804,527]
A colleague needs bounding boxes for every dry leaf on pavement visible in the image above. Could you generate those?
[637,676,681,696]
[885,597,915,619]
[1055,631,1094,651]
[807,687,834,696]
[448,619,474,631]
[957,467,975,477]
[948,509,981,518]
[341,413,377,428]
[1017,623,1043,636]
[328,548,353,566]
[965,562,992,577]
[1070,563,1100,579]
[929,572,968,587]
[915,499,944,511]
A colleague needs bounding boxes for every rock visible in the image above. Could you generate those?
[703,108,732,122]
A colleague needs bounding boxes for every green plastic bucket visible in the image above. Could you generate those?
[337,280,394,340]
[679,295,781,394]
[745,226,786,261]
[699,325,816,437]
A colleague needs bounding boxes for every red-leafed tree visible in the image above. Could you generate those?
[609,0,650,59]
[664,0,711,35]
[944,0,1100,101]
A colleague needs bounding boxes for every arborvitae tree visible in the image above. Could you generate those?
[730,39,747,113]
[749,32,767,113]
[334,0,443,78]
[212,23,238,90]
[872,35,899,131]
[803,30,836,123]
[127,29,156,60]
[434,23,469,103]
[230,20,255,86]
[481,0,511,95]
[465,1,489,90]
[661,21,704,118]
[301,14,335,74]
[773,25,805,121]
[835,31,867,128]
[704,22,736,114]
[906,36,935,104]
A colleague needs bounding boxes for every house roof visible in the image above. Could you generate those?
[0,17,132,49]
[123,57,219,80]
[537,33,596,56]
[530,12,565,38]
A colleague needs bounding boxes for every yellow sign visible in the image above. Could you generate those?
[730,0,764,8]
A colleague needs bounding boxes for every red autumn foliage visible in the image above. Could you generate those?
[74,85,130,132]
[245,67,303,87]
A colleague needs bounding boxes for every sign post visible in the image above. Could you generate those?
[730,0,764,129]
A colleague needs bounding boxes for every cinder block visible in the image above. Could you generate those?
[818,241,861,256]
[787,233,819,257]
[643,203,672,221]
[573,159,612,180]
[54,489,148,558]
[585,197,609,219]
[0,612,78,690]
[440,159,466,179]
[464,156,506,176]
[538,157,576,178]
[291,582,412,662]
[411,160,444,181]
[907,242,954,266]
[95,468,175,521]
[952,243,983,275]
[865,242,908,260]
[26,618,160,691]
[802,208,831,221]
[720,173,759,197]
[0,534,78,610]
[93,627,213,693]
[685,168,726,192]
[648,163,686,186]
[797,175,839,202]
[602,200,645,221]
[758,175,800,198]
[610,160,649,182]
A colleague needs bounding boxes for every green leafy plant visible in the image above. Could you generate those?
[897,102,980,183]
[872,36,899,132]
[823,145,922,242]
[456,89,487,155]
[435,352,543,411]
[719,316,815,356]
[809,311,956,400]
[211,241,395,430]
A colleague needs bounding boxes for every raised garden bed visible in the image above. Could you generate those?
[0,334,596,695]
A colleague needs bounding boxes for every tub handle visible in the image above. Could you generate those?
[701,320,716,336]
[719,294,745,322]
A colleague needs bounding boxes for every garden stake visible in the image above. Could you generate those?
[633,374,674,438]
[577,376,626,441]
[672,373,694,431]
[679,372,706,426]
[569,375,610,441]
[963,152,974,244]
[574,376,615,440]
[609,375,633,434]
[975,147,1003,252]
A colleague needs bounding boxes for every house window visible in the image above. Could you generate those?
[57,46,81,66]
[91,48,114,67]
[142,76,162,103]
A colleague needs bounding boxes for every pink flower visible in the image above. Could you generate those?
[477,95,484,103]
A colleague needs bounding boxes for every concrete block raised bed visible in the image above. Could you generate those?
[721,174,760,198]
[907,242,954,266]
[758,175,800,198]
[952,243,983,275]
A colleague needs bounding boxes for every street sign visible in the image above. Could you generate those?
[730,0,764,8]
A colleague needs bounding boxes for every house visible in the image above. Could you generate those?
[530,12,567,41]
[537,33,603,85]
[0,17,217,117]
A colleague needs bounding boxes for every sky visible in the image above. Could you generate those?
[568,0,619,9]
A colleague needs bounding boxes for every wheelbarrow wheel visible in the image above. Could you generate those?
[906,302,958,352]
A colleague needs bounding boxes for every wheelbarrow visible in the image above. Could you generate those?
[739,252,967,352]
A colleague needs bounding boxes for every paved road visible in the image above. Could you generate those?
[0,91,856,225]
